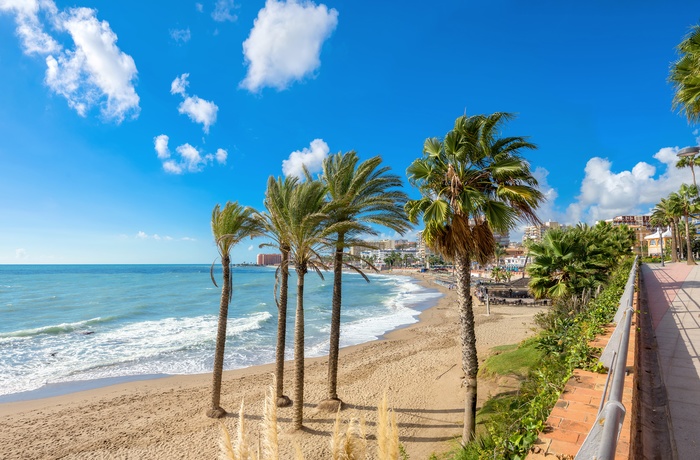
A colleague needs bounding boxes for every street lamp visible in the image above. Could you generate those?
[677,146,700,190]
[659,227,665,267]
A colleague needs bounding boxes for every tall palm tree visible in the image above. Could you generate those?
[676,154,700,189]
[258,176,299,407]
[207,202,261,418]
[670,24,700,123]
[318,151,410,410]
[406,113,543,443]
[670,184,698,265]
[285,178,346,430]
[651,198,679,263]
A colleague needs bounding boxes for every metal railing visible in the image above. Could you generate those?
[575,256,638,460]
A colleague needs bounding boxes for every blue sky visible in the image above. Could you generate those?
[0,0,698,264]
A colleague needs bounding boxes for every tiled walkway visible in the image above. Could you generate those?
[642,262,700,460]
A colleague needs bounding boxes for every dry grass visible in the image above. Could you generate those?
[219,386,399,459]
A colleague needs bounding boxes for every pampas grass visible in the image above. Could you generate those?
[218,380,401,459]
[260,378,279,459]
[376,393,399,460]
[330,410,367,460]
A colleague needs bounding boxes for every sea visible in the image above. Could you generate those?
[0,265,441,400]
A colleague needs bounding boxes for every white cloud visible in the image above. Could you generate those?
[240,0,338,92]
[282,138,329,178]
[15,248,27,259]
[214,148,228,164]
[195,3,203,13]
[170,73,218,132]
[154,136,227,174]
[170,28,191,43]
[134,231,185,241]
[0,0,60,54]
[170,73,189,95]
[178,96,218,133]
[48,7,139,122]
[154,134,170,159]
[1,2,140,121]
[565,147,694,224]
[248,245,254,251]
[212,0,237,22]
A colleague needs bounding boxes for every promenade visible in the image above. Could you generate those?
[642,262,700,460]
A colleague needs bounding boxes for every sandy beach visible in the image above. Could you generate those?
[0,273,544,459]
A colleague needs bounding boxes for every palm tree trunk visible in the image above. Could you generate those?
[677,219,685,260]
[275,249,292,407]
[671,222,679,263]
[455,252,478,444]
[208,254,231,418]
[691,163,697,190]
[292,266,307,430]
[325,234,344,404]
[685,215,696,265]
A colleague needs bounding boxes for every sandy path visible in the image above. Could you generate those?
[0,274,543,460]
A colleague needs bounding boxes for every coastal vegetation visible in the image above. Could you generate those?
[318,151,409,410]
[649,183,700,264]
[208,202,263,418]
[452,254,634,459]
[669,24,700,123]
[406,112,544,444]
[258,176,300,407]
[526,222,635,299]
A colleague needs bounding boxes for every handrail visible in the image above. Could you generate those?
[575,256,638,460]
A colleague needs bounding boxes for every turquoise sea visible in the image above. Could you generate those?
[0,265,441,399]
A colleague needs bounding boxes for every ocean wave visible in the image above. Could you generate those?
[0,317,111,339]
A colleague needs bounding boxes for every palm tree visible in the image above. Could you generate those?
[493,245,506,267]
[285,178,344,430]
[406,113,543,443]
[318,151,409,410]
[670,24,700,123]
[207,202,261,418]
[527,227,610,299]
[676,154,700,189]
[651,198,679,263]
[670,184,698,265]
[258,176,299,407]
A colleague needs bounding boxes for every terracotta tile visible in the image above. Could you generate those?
[547,439,581,457]
[545,428,580,443]
[559,419,592,434]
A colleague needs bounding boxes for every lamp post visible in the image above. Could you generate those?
[659,227,665,267]
[677,146,700,190]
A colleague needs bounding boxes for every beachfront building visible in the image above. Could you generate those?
[604,215,653,255]
[644,227,672,256]
[256,253,282,266]
[494,231,510,247]
[522,221,562,244]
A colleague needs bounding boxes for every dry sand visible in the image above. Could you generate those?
[0,273,544,460]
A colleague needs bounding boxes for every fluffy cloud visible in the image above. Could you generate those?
[170,73,218,132]
[170,73,189,95]
[241,0,338,92]
[1,1,140,122]
[15,248,27,259]
[282,138,329,178]
[153,135,227,174]
[566,147,693,224]
[212,0,237,22]
[154,134,170,159]
[170,28,191,43]
[178,96,218,133]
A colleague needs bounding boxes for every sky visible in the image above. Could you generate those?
[1,0,699,264]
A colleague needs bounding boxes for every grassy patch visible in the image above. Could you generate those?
[479,339,543,379]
